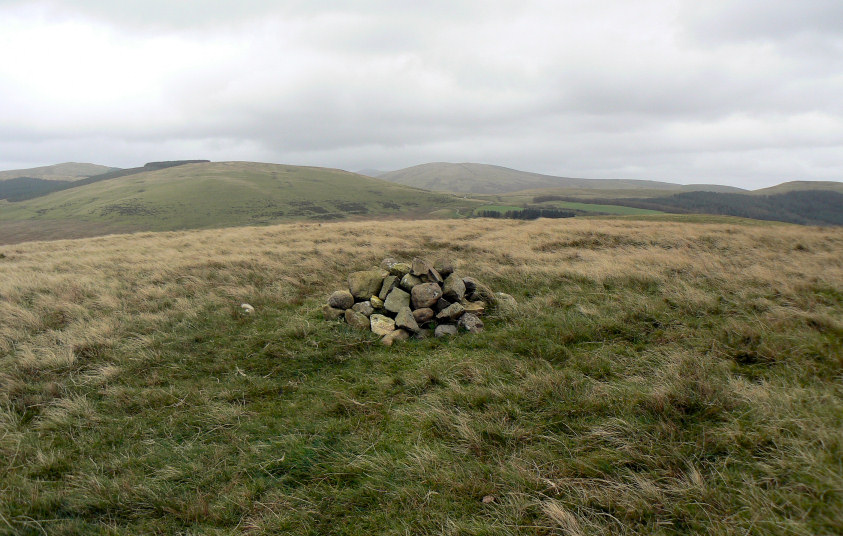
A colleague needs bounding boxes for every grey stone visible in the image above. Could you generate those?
[381,328,411,346]
[328,290,355,310]
[435,297,452,312]
[352,301,374,317]
[436,302,465,321]
[411,282,443,309]
[395,306,421,333]
[348,270,384,300]
[462,277,478,294]
[400,273,423,291]
[345,309,371,331]
[423,267,443,284]
[389,263,411,278]
[378,275,399,300]
[370,295,384,309]
[458,313,484,333]
[384,287,411,314]
[434,257,455,277]
[411,257,433,277]
[494,292,518,315]
[412,307,435,325]
[442,273,466,302]
[323,304,345,320]
[381,257,399,271]
[369,314,396,336]
[434,324,458,338]
[463,300,486,316]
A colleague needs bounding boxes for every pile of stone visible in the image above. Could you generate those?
[323,257,516,346]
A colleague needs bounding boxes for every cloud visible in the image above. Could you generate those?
[0,0,840,188]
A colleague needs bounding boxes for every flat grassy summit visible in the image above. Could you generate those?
[0,161,480,242]
[1,217,841,534]
[0,162,116,182]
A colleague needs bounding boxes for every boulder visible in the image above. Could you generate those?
[389,263,411,278]
[412,307,435,325]
[411,257,433,277]
[442,273,466,302]
[348,270,384,300]
[411,282,443,309]
[369,314,396,336]
[434,257,455,277]
[328,290,355,310]
[434,324,458,338]
[381,328,411,346]
[458,313,484,333]
[463,300,486,316]
[345,309,371,331]
[370,295,384,309]
[352,301,374,317]
[384,287,411,314]
[395,306,421,333]
[323,304,345,320]
[424,267,443,284]
[400,273,423,291]
[494,292,518,315]
[378,275,399,301]
[437,302,466,321]
[381,257,399,271]
[435,297,452,313]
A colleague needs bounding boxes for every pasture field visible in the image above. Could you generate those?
[1,217,841,535]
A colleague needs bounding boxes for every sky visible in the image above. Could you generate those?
[0,0,841,189]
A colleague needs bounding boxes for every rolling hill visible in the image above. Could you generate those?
[752,180,843,195]
[0,162,116,181]
[377,162,748,194]
[0,161,481,243]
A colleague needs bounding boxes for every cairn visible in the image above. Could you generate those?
[323,257,516,346]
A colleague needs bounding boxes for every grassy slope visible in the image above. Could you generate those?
[753,180,843,195]
[1,218,841,535]
[0,162,116,182]
[0,162,482,234]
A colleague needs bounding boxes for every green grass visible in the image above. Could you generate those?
[0,162,483,235]
[1,218,841,534]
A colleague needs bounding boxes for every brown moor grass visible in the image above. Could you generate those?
[0,217,841,534]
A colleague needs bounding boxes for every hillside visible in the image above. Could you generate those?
[753,180,843,195]
[539,190,843,226]
[0,161,481,243]
[1,217,841,534]
[377,162,743,194]
[0,162,116,181]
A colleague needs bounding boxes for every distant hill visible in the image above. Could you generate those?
[550,190,843,226]
[0,162,116,181]
[377,162,739,194]
[752,181,843,195]
[355,168,388,177]
[0,161,481,242]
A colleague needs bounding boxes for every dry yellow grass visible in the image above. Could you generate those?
[0,217,841,534]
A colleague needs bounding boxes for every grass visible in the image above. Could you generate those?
[0,162,483,238]
[1,217,842,534]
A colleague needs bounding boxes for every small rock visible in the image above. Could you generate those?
[482,495,495,504]
[389,262,411,278]
[348,270,384,300]
[400,273,423,291]
[434,257,455,277]
[434,324,458,338]
[378,275,399,301]
[384,287,411,314]
[463,300,486,316]
[494,292,518,315]
[437,302,466,321]
[370,295,384,309]
[458,312,484,333]
[322,304,345,320]
[411,282,443,309]
[369,314,396,336]
[435,297,452,313]
[382,328,410,346]
[442,273,466,302]
[381,257,399,271]
[352,301,374,317]
[328,290,355,310]
[423,267,444,284]
[240,303,255,315]
[410,257,433,277]
[412,307,435,325]
[345,309,371,331]
[395,306,421,333]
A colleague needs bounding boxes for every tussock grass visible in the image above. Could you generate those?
[0,217,841,534]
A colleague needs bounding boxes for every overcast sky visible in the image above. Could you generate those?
[1,0,841,188]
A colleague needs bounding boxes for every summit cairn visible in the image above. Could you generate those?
[323,257,515,345]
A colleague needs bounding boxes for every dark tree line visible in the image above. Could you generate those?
[476,208,576,220]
